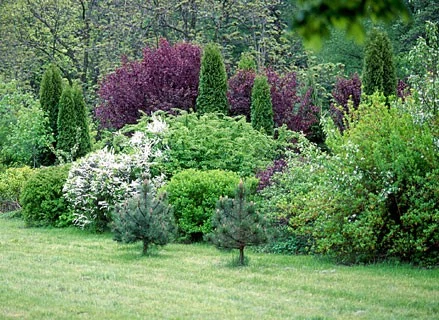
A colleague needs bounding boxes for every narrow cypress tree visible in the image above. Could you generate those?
[196,43,228,115]
[71,85,91,158]
[56,85,78,156]
[251,75,274,135]
[40,64,63,137]
[362,29,396,98]
[209,180,268,266]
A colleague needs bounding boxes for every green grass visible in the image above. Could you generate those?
[0,217,438,320]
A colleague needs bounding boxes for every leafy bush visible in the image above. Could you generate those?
[96,39,201,129]
[260,94,439,266]
[129,111,294,177]
[0,166,34,212]
[20,165,72,227]
[164,169,258,241]
[64,130,164,232]
[251,75,274,135]
[112,178,176,255]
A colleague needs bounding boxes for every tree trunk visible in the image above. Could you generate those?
[239,246,245,265]
[143,241,149,255]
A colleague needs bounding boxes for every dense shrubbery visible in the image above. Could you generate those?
[0,166,34,212]
[20,165,72,227]
[128,111,293,177]
[164,169,258,242]
[260,94,439,266]
[96,39,201,129]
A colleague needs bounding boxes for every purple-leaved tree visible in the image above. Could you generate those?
[96,39,201,129]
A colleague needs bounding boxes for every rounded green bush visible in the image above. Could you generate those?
[20,164,73,227]
[164,169,258,242]
[0,166,34,203]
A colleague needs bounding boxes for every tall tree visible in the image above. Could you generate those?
[362,29,396,97]
[196,43,228,115]
[251,75,274,135]
[40,64,63,138]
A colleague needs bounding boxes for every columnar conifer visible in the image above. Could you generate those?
[39,64,63,137]
[362,29,396,97]
[56,85,77,156]
[71,85,91,158]
[251,75,274,135]
[196,43,228,115]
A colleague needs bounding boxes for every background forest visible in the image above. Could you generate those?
[0,0,438,267]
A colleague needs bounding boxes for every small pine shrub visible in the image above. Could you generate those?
[20,165,72,227]
[196,43,228,115]
[209,180,268,266]
[164,169,258,242]
[251,75,274,135]
[112,179,176,255]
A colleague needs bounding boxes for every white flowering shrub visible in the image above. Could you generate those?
[64,119,166,231]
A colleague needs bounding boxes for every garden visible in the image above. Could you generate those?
[0,1,438,319]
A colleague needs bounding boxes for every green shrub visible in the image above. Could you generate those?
[20,165,73,227]
[164,169,258,241]
[127,111,293,177]
[0,166,34,212]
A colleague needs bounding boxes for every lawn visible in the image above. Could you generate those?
[0,217,438,320]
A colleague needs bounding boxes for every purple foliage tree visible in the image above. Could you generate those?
[227,69,319,136]
[330,73,362,132]
[96,39,201,129]
[397,79,410,100]
[227,70,256,121]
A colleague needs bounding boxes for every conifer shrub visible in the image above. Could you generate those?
[20,165,72,227]
[71,85,91,158]
[237,52,257,72]
[39,64,63,137]
[163,169,258,242]
[209,180,268,266]
[251,75,274,135]
[57,86,77,155]
[196,43,228,115]
[112,178,176,255]
[362,29,396,97]
[96,39,201,129]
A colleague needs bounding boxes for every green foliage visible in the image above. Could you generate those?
[164,169,258,241]
[237,52,257,72]
[129,111,293,177]
[196,43,228,115]
[261,94,439,265]
[209,180,268,265]
[20,165,73,227]
[112,179,176,255]
[40,64,62,137]
[71,85,92,158]
[0,166,34,212]
[362,29,397,97]
[251,75,274,135]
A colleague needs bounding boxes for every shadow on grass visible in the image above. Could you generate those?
[114,242,173,262]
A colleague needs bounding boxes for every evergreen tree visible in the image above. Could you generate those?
[71,85,91,158]
[362,29,396,98]
[196,43,228,115]
[56,85,78,157]
[251,75,274,135]
[112,179,176,255]
[209,180,268,266]
[39,64,63,137]
[237,52,257,72]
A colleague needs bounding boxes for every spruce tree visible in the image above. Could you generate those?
[251,75,274,135]
[40,64,63,137]
[71,85,91,158]
[362,29,396,98]
[209,180,268,266]
[196,43,228,115]
[56,85,78,156]
[112,179,176,255]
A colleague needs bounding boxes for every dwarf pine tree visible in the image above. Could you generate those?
[210,180,268,266]
[362,29,396,98]
[40,64,63,137]
[196,43,228,115]
[251,75,274,135]
[112,179,176,255]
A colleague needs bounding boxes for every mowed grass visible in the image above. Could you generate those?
[0,217,438,320]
